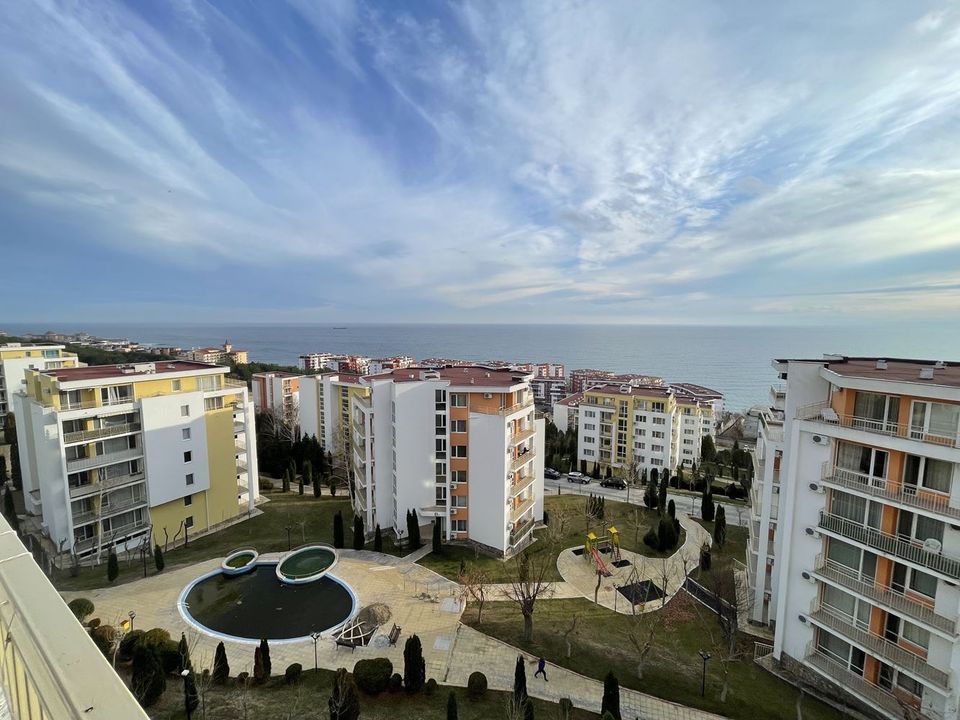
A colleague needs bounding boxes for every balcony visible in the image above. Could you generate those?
[510,517,536,545]
[821,464,960,521]
[66,447,143,473]
[102,471,145,492]
[511,496,535,523]
[798,401,960,449]
[105,520,151,540]
[71,508,98,526]
[223,378,248,389]
[510,449,536,472]
[808,601,948,689]
[806,650,930,720]
[812,554,955,636]
[510,426,536,446]
[233,422,245,434]
[60,394,135,411]
[100,495,148,519]
[499,399,534,416]
[818,511,960,580]
[511,472,536,496]
[62,421,142,445]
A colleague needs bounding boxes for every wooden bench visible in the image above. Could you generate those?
[388,624,401,646]
[335,637,359,651]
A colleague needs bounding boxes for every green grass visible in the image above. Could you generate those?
[419,494,680,583]
[54,493,404,591]
[141,667,599,720]
[465,596,843,720]
[693,521,748,603]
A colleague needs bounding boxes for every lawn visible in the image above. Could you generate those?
[464,596,844,720]
[140,667,600,720]
[419,494,681,583]
[693,520,748,604]
[54,492,404,592]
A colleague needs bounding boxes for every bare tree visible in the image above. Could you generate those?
[459,566,491,624]
[561,614,580,658]
[544,501,573,546]
[622,457,642,504]
[504,550,555,642]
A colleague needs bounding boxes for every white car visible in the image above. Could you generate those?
[566,471,590,484]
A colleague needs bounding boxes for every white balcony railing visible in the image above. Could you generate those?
[510,496,535,523]
[499,399,534,416]
[510,426,536,446]
[60,395,135,411]
[511,472,536,496]
[65,447,143,473]
[808,601,949,689]
[818,511,960,580]
[62,421,141,445]
[812,554,955,635]
[510,449,536,472]
[821,463,960,521]
[798,401,960,449]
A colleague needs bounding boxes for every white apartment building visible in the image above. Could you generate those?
[0,343,79,424]
[14,361,258,561]
[531,376,568,407]
[252,371,301,426]
[575,382,721,476]
[300,366,544,556]
[553,392,583,432]
[772,356,960,720]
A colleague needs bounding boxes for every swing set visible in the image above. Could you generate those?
[584,526,621,576]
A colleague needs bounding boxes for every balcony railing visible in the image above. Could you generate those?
[499,399,534,416]
[812,554,956,635]
[60,395,135,411]
[71,508,98,526]
[100,496,148,519]
[511,472,536,496]
[818,511,960,580]
[509,517,536,545]
[511,496,535,523]
[808,601,948,689]
[510,426,536,446]
[798,401,960,449]
[806,650,930,720]
[102,471,145,492]
[66,447,143,472]
[104,520,152,540]
[821,463,960,521]
[62,421,142,445]
[223,378,248,389]
[510,449,536,472]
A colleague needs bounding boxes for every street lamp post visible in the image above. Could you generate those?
[311,631,322,673]
[181,669,193,720]
[698,649,711,697]
[128,610,136,631]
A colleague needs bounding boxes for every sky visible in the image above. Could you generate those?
[1,1,960,325]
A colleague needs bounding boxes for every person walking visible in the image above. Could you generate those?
[534,657,548,682]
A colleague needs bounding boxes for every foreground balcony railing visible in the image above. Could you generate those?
[818,511,960,580]
[510,426,536,446]
[100,496,148,519]
[808,601,948,689]
[510,449,536,472]
[62,421,141,445]
[66,447,143,472]
[511,496,535,523]
[511,472,536,496]
[798,401,960,449]
[60,395,135,411]
[68,471,145,499]
[806,650,929,720]
[821,463,960,521]
[499,399,534,416]
[813,554,955,636]
[509,517,536,545]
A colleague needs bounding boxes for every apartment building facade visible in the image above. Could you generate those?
[180,340,248,365]
[301,366,544,556]
[772,356,960,720]
[13,361,258,561]
[252,371,302,426]
[576,382,720,476]
[531,376,568,408]
[553,392,583,432]
[0,343,79,425]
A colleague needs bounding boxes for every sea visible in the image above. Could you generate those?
[3,322,957,412]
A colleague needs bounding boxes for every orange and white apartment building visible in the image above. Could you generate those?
[299,366,544,556]
[251,370,301,426]
[772,356,960,720]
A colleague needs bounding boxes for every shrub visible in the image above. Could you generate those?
[389,673,403,693]
[90,625,117,658]
[558,698,573,720]
[119,630,145,661]
[141,628,171,649]
[700,545,712,571]
[153,544,165,572]
[213,641,230,684]
[159,640,182,674]
[447,691,459,720]
[68,597,95,623]
[236,671,249,686]
[467,671,487,700]
[425,677,438,696]
[87,618,101,629]
[260,478,274,491]
[601,671,621,720]
[328,667,361,720]
[285,663,302,684]
[642,527,659,550]
[657,516,678,552]
[354,657,393,695]
[131,646,165,707]
[403,634,425,692]
[107,551,119,583]
[353,515,365,550]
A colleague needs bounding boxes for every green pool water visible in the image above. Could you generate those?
[278,547,335,579]
[226,552,256,568]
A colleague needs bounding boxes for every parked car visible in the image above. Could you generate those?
[566,471,590,484]
[544,468,561,480]
[600,477,627,490]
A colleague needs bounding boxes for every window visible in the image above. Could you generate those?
[435,389,446,405]
[451,394,467,407]
[910,400,960,441]
[584,423,595,431]
[435,487,447,502]
[651,458,662,466]
[636,414,647,423]
[435,438,447,458]
[903,454,952,494]
[635,429,646,437]
[900,620,930,651]
[653,417,666,425]
[652,444,664,452]
[184,494,192,507]
[183,451,192,463]
[172,379,182,391]
[853,392,900,430]
[454,520,466,532]
[452,445,467,458]
[583,436,595,444]
[452,470,467,483]
[836,442,887,479]
[181,405,190,417]
[452,495,467,507]
[634,442,646,450]
[186,473,194,486]
[184,516,194,529]
[651,402,665,413]
[182,428,191,440]
[584,410,595,418]
[584,449,595,456]
[652,431,665,439]
[451,419,467,433]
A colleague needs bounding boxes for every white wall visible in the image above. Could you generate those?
[370,381,394,532]
[392,382,436,537]
[140,392,210,507]
[298,377,320,440]
[468,411,508,552]
[17,398,70,544]
[534,417,545,521]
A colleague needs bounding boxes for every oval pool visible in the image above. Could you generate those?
[180,564,355,642]
[276,545,337,584]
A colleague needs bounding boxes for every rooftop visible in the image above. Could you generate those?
[252,370,302,379]
[671,382,724,400]
[555,392,584,407]
[585,382,673,398]
[367,365,531,388]
[775,356,960,390]
[39,360,222,383]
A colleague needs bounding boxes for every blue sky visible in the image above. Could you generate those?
[2,1,960,325]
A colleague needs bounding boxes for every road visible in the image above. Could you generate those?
[543,475,751,527]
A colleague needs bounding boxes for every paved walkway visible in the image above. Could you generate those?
[557,513,710,614]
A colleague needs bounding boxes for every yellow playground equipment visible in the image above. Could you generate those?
[584,526,621,576]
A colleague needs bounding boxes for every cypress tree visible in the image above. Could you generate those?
[153,544,164,572]
[714,505,727,548]
[667,498,676,521]
[298,475,304,495]
[312,468,322,498]
[657,515,677,551]
[601,671,622,720]
[353,515,365,550]
[213,641,229,684]
[303,459,313,487]
[260,638,271,680]
[650,467,659,487]
[406,509,421,549]
[282,468,291,493]
[374,524,382,552]
[447,690,458,720]
[513,655,527,704]
[432,519,442,554]
[403,635,426,692]
[333,511,344,548]
[177,632,192,672]
[328,667,361,720]
[701,488,716,522]
[131,645,165,707]
[253,646,265,683]
[657,475,667,512]
[184,671,199,715]
[107,550,119,583]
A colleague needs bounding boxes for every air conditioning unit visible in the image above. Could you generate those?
[804,527,820,540]
[923,538,943,554]
[507,472,515,480]
[808,482,824,494]
[800,571,817,585]
[798,614,807,624]
[811,435,829,445]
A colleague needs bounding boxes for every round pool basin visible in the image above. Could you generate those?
[276,545,338,584]
[179,564,356,643]
[221,549,258,576]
